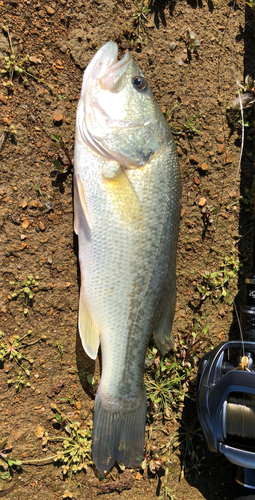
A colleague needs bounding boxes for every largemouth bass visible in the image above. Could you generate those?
[74,42,181,474]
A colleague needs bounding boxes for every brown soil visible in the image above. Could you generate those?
[0,0,254,499]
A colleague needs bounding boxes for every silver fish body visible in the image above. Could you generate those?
[74,42,181,474]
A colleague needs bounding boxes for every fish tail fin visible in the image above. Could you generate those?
[92,387,147,474]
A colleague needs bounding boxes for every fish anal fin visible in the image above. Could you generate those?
[103,170,143,226]
[79,287,100,360]
[74,174,92,234]
[153,287,176,356]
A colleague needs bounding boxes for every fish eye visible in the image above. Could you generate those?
[132,76,147,91]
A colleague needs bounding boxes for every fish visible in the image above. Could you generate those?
[74,41,181,474]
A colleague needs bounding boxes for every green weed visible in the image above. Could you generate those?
[9,275,39,315]
[29,183,43,196]
[132,0,153,40]
[23,406,93,499]
[145,321,211,422]
[0,124,17,152]
[141,443,170,473]
[51,134,73,173]
[0,25,39,88]
[167,416,204,475]
[0,330,46,391]
[181,28,203,57]
[145,347,189,420]
[86,373,97,394]
[159,486,177,500]
[196,251,239,302]
[165,104,201,136]
[0,124,17,136]
[57,93,66,101]
[0,438,22,480]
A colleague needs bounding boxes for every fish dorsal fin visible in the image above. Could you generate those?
[74,174,92,236]
[103,170,143,227]
[153,287,176,356]
[79,287,100,360]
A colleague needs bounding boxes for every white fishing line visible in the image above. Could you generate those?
[229,0,246,351]
[230,0,245,198]
[224,396,255,439]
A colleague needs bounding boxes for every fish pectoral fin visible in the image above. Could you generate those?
[153,286,176,356]
[74,174,92,235]
[79,287,100,360]
[103,170,143,226]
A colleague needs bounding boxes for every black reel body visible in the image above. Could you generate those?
[197,340,255,488]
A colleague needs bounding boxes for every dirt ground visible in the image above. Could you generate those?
[0,0,254,498]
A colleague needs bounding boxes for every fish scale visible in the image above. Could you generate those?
[74,41,181,473]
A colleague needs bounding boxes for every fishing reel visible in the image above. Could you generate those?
[197,274,255,498]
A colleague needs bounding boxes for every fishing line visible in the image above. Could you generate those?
[223,0,247,352]
[221,0,254,445]
[230,0,245,198]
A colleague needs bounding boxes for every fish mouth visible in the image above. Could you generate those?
[99,47,131,92]
[84,42,132,93]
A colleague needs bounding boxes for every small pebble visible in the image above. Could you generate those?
[45,6,55,14]
[189,155,199,164]
[30,55,40,64]
[53,111,63,124]
[229,191,236,198]
[20,234,26,240]
[223,151,233,165]
[169,42,178,51]
[198,197,206,207]
[200,163,208,171]
[219,308,225,317]
[44,200,54,211]
[11,213,20,224]
[29,200,38,209]
[0,93,7,105]
[22,219,30,229]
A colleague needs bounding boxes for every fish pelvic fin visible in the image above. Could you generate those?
[153,285,176,356]
[79,287,100,360]
[74,174,92,235]
[103,170,143,228]
[92,387,147,474]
